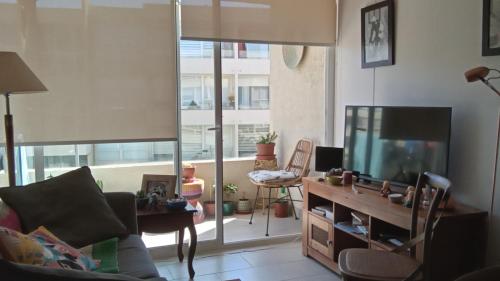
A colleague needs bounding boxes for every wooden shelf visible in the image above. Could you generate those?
[334,222,368,243]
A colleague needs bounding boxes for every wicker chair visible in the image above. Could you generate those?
[248,138,313,236]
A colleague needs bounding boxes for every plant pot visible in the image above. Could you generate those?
[274,201,289,218]
[183,166,196,179]
[223,201,235,216]
[204,201,216,216]
[237,199,251,214]
[136,198,148,210]
[256,143,275,156]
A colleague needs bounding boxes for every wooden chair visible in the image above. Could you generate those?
[338,172,452,281]
[248,138,313,236]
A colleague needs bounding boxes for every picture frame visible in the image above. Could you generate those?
[141,174,177,200]
[483,0,500,56]
[361,0,395,68]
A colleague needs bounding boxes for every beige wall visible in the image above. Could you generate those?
[336,0,500,263]
[270,45,326,172]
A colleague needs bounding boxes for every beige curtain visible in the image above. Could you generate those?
[0,0,177,144]
[180,0,337,46]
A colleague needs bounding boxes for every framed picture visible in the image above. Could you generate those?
[361,0,395,68]
[483,0,500,56]
[141,174,177,200]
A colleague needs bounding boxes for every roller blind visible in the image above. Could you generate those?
[180,0,337,46]
[0,0,177,144]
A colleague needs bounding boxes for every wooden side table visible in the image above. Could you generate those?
[137,205,197,279]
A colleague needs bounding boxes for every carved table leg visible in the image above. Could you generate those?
[178,227,184,262]
[187,221,197,279]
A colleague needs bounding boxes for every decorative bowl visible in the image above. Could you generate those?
[325,176,343,186]
[388,193,404,204]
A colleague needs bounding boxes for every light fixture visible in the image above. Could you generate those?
[465,66,500,96]
[0,52,47,186]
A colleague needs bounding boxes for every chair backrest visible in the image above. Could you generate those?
[410,172,452,280]
[285,139,313,178]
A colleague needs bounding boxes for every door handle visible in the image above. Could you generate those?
[207,126,221,131]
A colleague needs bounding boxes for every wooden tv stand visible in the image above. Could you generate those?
[302,177,488,281]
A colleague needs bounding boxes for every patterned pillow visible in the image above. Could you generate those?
[0,226,97,271]
[0,201,21,232]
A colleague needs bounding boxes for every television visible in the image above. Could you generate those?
[315,146,343,172]
[343,106,451,186]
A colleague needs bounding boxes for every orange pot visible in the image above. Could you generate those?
[256,143,275,156]
[274,201,289,218]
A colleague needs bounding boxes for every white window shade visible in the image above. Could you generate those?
[0,0,177,144]
[180,0,337,46]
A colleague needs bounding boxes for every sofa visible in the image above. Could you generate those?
[0,168,167,281]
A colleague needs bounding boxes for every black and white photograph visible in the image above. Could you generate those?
[141,174,177,200]
[361,0,395,68]
[483,0,500,56]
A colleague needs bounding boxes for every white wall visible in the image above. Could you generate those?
[335,0,500,263]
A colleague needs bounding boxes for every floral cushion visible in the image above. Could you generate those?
[0,201,21,232]
[0,226,97,271]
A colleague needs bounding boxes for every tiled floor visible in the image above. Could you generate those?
[143,211,303,248]
[155,241,341,281]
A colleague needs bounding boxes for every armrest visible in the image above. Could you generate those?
[0,259,143,281]
[104,192,138,235]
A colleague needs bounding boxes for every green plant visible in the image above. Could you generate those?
[136,190,146,198]
[257,131,278,144]
[223,183,239,194]
[96,179,104,190]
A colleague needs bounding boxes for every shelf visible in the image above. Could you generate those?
[334,222,368,243]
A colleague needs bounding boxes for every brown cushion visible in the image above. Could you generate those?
[0,167,127,248]
[339,248,421,281]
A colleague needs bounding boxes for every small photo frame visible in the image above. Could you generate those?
[141,174,177,200]
[361,0,395,68]
[483,0,500,56]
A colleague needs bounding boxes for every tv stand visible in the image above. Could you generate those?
[302,177,488,281]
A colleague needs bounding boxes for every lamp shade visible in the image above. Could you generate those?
[0,52,47,94]
[465,66,490,83]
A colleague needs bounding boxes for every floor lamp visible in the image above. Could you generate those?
[0,52,47,186]
[465,66,500,218]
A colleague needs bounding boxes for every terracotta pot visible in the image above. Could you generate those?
[204,201,216,216]
[274,201,289,218]
[183,167,196,179]
[256,154,276,160]
[256,143,275,156]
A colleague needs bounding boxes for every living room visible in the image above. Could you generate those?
[0,0,499,281]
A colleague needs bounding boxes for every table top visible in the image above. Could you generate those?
[137,204,197,217]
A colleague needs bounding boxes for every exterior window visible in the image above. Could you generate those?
[181,125,236,160]
[180,41,234,58]
[238,43,269,59]
[238,75,270,109]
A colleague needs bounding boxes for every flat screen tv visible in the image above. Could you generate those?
[343,106,451,186]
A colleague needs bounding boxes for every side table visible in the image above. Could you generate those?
[137,205,197,279]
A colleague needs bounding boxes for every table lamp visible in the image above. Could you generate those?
[0,52,47,186]
[465,66,500,219]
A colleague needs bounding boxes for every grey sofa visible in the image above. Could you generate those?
[0,192,166,281]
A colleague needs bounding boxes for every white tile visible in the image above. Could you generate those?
[172,273,222,281]
[286,272,342,281]
[166,253,252,279]
[240,244,307,267]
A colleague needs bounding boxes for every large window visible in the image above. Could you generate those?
[181,75,235,110]
[180,41,234,58]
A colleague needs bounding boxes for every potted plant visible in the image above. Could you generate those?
[182,163,196,181]
[274,198,289,218]
[223,183,238,216]
[136,190,148,210]
[256,131,278,159]
[236,192,252,214]
[204,184,216,217]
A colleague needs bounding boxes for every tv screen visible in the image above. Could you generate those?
[343,106,451,186]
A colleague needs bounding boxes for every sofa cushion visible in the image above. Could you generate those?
[0,167,128,248]
[117,235,160,279]
[0,201,21,232]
